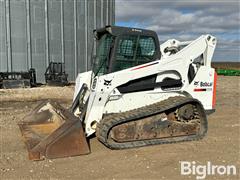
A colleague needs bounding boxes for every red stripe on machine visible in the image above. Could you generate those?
[194,88,206,92]
[131,62,159,71]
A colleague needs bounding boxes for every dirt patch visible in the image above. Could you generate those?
[0,77,239,180]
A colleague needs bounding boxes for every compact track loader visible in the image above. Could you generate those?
[18,26,217,160]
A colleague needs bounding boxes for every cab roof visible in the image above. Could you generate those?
[94,25,159,40]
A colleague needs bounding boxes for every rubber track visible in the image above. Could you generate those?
[96,96,208,149]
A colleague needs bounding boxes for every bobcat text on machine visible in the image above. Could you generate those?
[18,26,217,160]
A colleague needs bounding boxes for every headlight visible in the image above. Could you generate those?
[92,78,97,90]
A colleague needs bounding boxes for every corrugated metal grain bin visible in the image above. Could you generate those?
[0,0,115,82]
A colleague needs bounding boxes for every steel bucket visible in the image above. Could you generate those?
[18,101,90,160]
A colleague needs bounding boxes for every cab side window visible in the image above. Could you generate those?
[113,35,156,72]
[136,36,156,64]
[114,35,138,71]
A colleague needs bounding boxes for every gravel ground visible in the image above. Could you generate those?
[0,76,239,180]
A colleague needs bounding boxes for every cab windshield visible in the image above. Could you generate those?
[93,34,113,76]
[92,33,156,76]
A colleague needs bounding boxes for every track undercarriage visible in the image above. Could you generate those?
[96,96,208,149]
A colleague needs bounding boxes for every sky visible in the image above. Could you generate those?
[115,0,240,62]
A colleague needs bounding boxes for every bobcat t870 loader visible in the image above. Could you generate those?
[18,26,217,160]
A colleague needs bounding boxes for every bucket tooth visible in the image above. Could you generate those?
[18,101,90,160]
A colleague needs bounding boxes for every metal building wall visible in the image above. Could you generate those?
[0,0,115,82]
